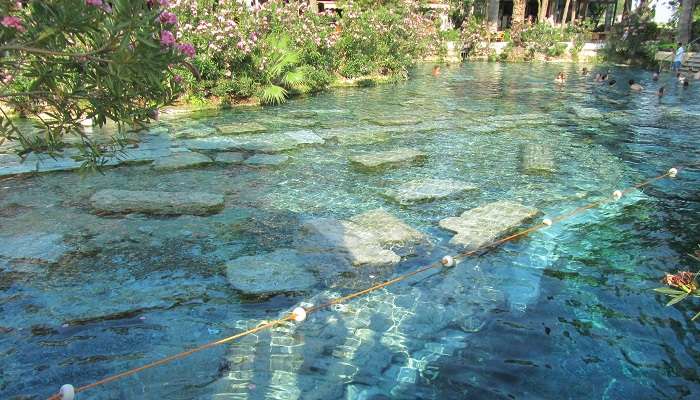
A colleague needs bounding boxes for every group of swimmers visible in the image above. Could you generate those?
[554,66,700,97]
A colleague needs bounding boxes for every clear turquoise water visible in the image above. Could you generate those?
[1,63,699,399]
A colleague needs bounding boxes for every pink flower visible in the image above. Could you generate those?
[1,15,25,32]
[160,30,176,46]
[86,0,102,7]
[173,75,182,83]
[159,11,177,25]
[175,42,195,58]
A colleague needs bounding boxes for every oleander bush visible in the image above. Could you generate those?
[171,0,440,103]
[0,0,190,166]
[170,0,336,104]
[334,0,439,78]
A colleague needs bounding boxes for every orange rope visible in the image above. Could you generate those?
[44,168,677,400]
[46,317,293,400]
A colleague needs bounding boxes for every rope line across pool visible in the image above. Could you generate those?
[46,167,679,400]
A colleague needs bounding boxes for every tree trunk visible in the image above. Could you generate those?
[309,0,318,13]
[512,0,526,35]
[677,0,695,44]
[580,0,589,18]
[561,0,571,28]
[622,0,632,19]
[571,0,578,22]
[539,0,550,21]
[487,0,500,32]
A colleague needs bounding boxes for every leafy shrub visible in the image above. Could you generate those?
[171,0,335,103]
[603,9,659,66]
[1,0,189,166]
[460,17,494,59]
[334,0,439,78]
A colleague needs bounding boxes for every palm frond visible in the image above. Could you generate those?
[282,69,310,92]
[258,84,287,105]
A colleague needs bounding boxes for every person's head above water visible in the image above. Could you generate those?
[432,65,441,76]
[657,86,665,96]
[601,74,608,80]
[608,79,617,86]
[582,67,588,75]
[683,79,689,87]
[629,79,635,85]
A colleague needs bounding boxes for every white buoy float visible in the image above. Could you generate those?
[59,384,75,400]
[542,218,553,227]
[613,190,623,200]
[668,167,678,178]
[441,255,455,267]
[292,307,307,322]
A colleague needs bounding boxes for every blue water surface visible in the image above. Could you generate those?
[1,62,699,399]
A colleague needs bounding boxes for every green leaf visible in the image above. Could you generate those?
[666,292,689,307]
[258,84,287,105]
[653,287,687,295]
[282,69,309,92]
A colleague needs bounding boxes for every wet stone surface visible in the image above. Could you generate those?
[152,151,213,170]
[349,149,426,169]
[384,178,478,205]
[439,201,541,250]
[225,249,318,295]
[90,189,225,215]
[243,154,290,167]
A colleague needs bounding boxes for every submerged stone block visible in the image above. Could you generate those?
[90,189,224,215]
[225,249,317,295]
[385,178,478,205]
[244,154,289,167]
[301,217,400,267]
[439,201,540,250]
[298,209,426,267]
[214,122,267,135]
[0,233,69,263]
[570,107,603,119]
[520,143,556,174]
[152,151,212,170]
[214,152,246,164]
[170,124,217,138]
[349,149,426,169]
[368,117,423,126]
[348,208,427,248]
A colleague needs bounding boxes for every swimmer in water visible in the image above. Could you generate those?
[629,79,643,91]
[432,65,441,77]
[657,86,665,97]
[555,71,566,83]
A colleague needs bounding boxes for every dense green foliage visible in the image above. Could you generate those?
[1,0,188,165]
[171,0,440,104]
[461,18,592,61]
[602,9,661,66]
